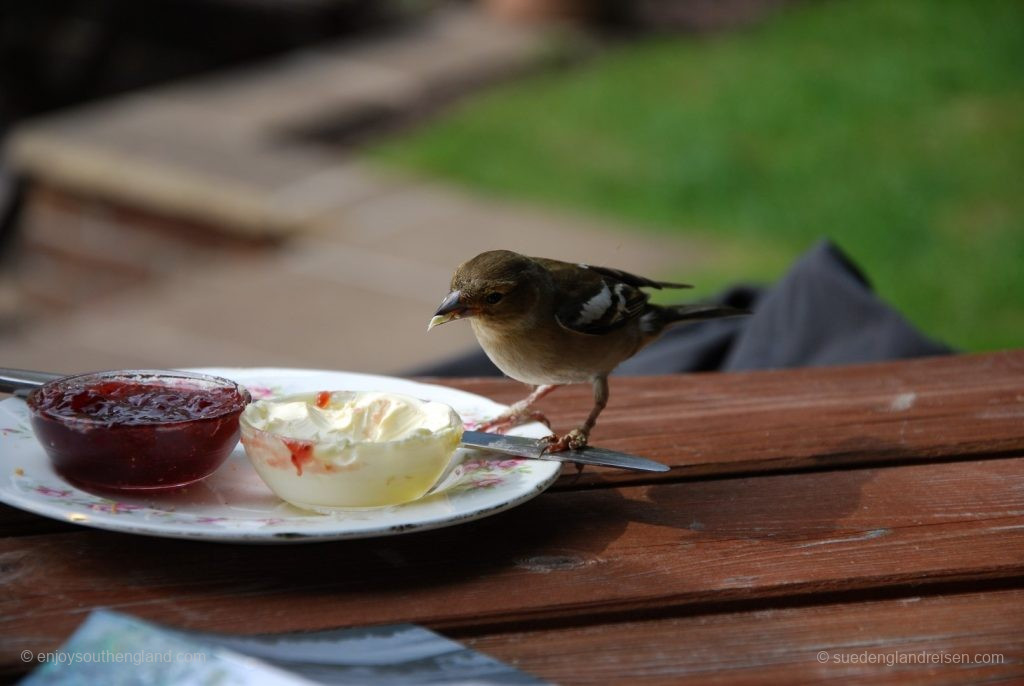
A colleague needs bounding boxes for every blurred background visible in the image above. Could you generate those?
[0,0,1020,376]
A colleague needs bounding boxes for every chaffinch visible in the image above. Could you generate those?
[428,250,748,451]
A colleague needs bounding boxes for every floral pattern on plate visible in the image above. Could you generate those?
[0,368,560,543]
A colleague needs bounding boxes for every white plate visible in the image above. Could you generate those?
[0,368,559,543]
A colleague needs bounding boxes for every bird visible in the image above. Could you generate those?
[427,250,748,452]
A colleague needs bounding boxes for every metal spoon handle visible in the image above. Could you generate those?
[0,368,62,396]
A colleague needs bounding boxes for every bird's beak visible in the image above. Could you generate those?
[428,290,470,331]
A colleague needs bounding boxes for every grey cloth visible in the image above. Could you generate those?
[410,240,952,377]
[0,167,25,261]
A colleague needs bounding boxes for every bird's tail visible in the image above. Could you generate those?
[641,303,750,336]
[660,303,751,324]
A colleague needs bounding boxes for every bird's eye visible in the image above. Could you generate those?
[485,292,503,305]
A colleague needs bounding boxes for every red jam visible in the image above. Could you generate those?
[284,439,314,476]
[33,380,244,425]
[28,371,250,492]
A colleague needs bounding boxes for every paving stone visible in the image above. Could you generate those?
[0,180,703,376]
[348,10,539,84]
[24,190,224,271]
[0,7,705,377]
[164,57,420,132]
[17,250,148,312]
[0,242,478,374]
[313,180,705,277]
[4,7,548,238]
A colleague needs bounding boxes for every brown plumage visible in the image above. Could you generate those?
[428,250,747,451]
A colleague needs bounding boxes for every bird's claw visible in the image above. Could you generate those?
[479,410,552,435]
[542,430,590,479]
[542,429,589,453]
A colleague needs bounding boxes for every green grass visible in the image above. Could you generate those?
[372,0,1024,351]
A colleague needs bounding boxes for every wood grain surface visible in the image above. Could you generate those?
[466,588,1024,685]
[2,459,1022,673]
[2,351,1023,683]
[435,350,1024,484]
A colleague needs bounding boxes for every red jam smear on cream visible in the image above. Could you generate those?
[283,439,314,476]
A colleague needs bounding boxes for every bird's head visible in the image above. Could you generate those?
[428,250,542,330]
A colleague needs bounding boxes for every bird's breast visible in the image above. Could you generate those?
[470,319,635,386]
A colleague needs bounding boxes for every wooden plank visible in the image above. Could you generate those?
[2,458,1022,669]
[466,588,1024,685]
[4,350,1019,533]
[0,504,77,538]
[431,350,1024,484]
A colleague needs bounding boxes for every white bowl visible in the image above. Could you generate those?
[239,391,463,511]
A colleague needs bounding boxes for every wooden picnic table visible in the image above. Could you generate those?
[2,351,1023,683]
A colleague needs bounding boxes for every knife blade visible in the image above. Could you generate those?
[460,430,670,473]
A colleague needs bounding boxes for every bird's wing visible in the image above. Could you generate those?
[579,264,692,291]
[535,258,655,336]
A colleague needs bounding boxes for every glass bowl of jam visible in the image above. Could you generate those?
[27,370,250,492]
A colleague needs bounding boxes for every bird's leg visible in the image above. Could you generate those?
[545,375,609,453]
[478,384,557,434]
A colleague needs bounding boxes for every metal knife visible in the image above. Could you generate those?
[460,430,669,473]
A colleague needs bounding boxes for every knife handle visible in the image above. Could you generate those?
[0,368,62,396]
